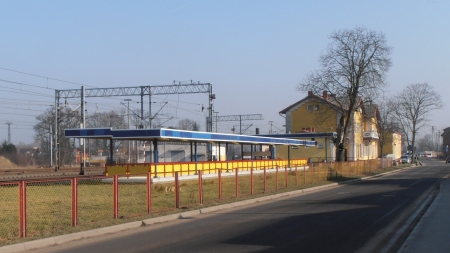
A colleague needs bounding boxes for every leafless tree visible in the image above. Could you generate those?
[297,27,392,161]
[177,118,201,131]
[34,107,80,166]
[417,134,434,152]
[389,83,443,157]
[87,111,127,157]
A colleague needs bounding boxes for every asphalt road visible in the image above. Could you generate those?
[23,158,449,253]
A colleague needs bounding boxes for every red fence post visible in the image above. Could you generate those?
[19,181,26,238]
[175,172,180,208]
[318,163,321,182]
[198,171,203,204]
[218,169,222,200]
[312,163,315,184]
[72,178,78,227]
[250,167,254,194]
[304,165,306,185]
[147,172,152,213]
[113,175,119,219]
[285,166,288,188]
[275,167,279,190]
[235,169,239,198]
[263,167,267,192]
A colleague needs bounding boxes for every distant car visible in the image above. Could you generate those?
[400,155,411,164]
[382,154,396,160]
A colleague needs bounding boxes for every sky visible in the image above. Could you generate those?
[0,0,449,146]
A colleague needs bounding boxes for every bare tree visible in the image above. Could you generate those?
[34,107,80,166]
[177,118,201,131]
[389,83,443,157]
[417,134,434,152]
[87,111,127,157]
[297,27,392,161]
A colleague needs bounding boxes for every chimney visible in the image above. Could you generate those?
[308,91,313,96]
[323,91,328,100]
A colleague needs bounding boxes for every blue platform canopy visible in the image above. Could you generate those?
[64,128,316,146]
[257,132,337,140]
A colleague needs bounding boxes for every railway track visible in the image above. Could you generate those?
[0,166,105,181]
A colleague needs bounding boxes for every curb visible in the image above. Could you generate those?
[0,166,408,253]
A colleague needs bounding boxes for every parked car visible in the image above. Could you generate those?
[382,154,396,160]
[400,155,411,164]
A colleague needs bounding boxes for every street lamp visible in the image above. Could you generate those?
[124,99,132,163]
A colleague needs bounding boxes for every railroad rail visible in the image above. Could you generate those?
[0,166,105,181]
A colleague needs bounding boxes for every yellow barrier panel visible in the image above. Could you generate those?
[106,165,128,176]
[129,164,150,175]
[106,158,309,177]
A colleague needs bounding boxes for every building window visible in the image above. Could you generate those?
[307,105,313,111]
[302,127,315,133]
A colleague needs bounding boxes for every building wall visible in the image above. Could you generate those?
[140,142,207,163]
[379,132,402,160]
[282,94,385,161]
[288,100,337,133]
[442,127,450,158]
[275,137,335,162]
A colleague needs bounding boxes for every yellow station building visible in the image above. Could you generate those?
[274,91,401,161]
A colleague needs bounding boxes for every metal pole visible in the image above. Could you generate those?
[49,124,53,167]
[124,99,132,163]
[214,111,219,133]
[153,139,158,178]
[149,90,152,128]
[55,90,59,171]
[80,86,85,175]
[239,115,242,134]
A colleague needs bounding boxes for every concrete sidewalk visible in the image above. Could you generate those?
[398,178,450,253]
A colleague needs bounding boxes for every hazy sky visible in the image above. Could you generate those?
[1,0,449,145]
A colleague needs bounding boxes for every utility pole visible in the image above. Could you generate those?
[269,121,273,134]
[50,124,53,167]
[432,126,435,152]
[124,99,132,163]
[5,122,12,143]
[80,86,85,175]
[437,130,441,155]
[214,111,219,132]
[54,90,60,171]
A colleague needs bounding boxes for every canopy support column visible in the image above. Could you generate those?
[109,138,114,165]
[195,141,198,175]
[153,139,158,178]
[190,142,193,162]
